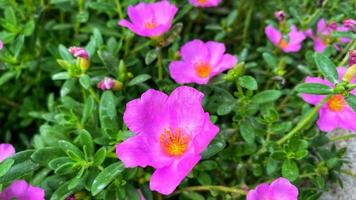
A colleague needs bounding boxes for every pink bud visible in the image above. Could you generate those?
[328,22,337,30]
[97,77,116,90]
[350,50,356,67]
[343,19,356,31]
[274,11,285,21]
[68,47,89,59]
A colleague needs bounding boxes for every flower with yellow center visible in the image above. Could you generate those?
[160,128,190,156]
[327,95,346,112]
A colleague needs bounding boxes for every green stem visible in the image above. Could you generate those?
[89,87,100,103]
[157,50,163,81]
[329,134,356,142]
[276,94,332,145]
[173,185,246,196]
[114,0,124,19]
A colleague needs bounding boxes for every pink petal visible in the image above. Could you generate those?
[116,135,172,168]
[313,37,327,53]
[27,185,45,200]
[149,153,201,195]
[304,29,314,38]
[188,0,222,7]
[166,86,206,137]
[317,19,327,33]
[127,4,150,28]
[192,113,220,154]
[123,89,169,135]
[169,61,208,84]
[337,107,356,132]
[283,25,306,52]
[0,143,15,162]
[301,77,330,105]
[0,40,3,50]
[316,107,339,132]
[212,54,238,76]
[180,39,209,63]
[265,25,282,46]
[247,183,270,200]
[151,1,178,25]
[206,41,226,67]
[270,178,298,200]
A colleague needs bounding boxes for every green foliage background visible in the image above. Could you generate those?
[0,0,355,199]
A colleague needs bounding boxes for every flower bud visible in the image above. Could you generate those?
[69,46,90,72]
[343,19,356,32]
[97,77,123,91]
[274,11,285,21]
[342,51,356,83]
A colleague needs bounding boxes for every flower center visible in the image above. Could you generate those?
[197,0,207,4]
[327,95,346,112]
[195,62,212,78]
[160,128,190,156]
[145,21,157,29]
[278,39,288,48]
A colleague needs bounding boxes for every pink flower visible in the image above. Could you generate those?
[0,39,3,50]
[247,177,298,200]
[302,67,356,132]
[343,19,356,31]
[350,50,356,67]
[306,19,351,53]
[68,47,89,59]
[0,143,15,162]
[116,86,219,195]
[188,0,222,7]
[97,77,116,90]
[118,1,178,38]
[274,10,285,21]
[0,180,45,200]
[169,40,237,84]
[265,25,306,53]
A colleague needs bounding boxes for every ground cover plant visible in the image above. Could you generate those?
[0,0,356,199]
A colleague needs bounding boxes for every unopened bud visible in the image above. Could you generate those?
[79,58,90,72]
[274,11,285,21]
[97,77,123,91]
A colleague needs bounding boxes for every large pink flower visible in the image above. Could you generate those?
[0,180,45,200]
[118,1,178,38]
[0,143,15,162]
[305,19,351,53]
[265,25,306,53]
[302,67,356,132]
[116,86,219,195]
[247,177,298,200]
[169,40,237,84]
[188,0,222,7]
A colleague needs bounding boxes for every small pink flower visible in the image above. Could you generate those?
[188,0,222,7]
[306,19,351,53]
[0,40,3,50]
[169,39,237,84]
[116,86,219,195]
[274,10,285,21]
[118,1,178,38]
[0,180,45,200]
[350,50,356,67]
[247,177,298,200]
[97,77,116,90]
[302,67,356,132]
[265,25,306,53]
[343,19,356,31]
[68,47,89,59]
[0,143,15,162]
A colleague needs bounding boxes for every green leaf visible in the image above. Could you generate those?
[93,147,107,166]
[263,52,277,69]
[60,79,76,97]
[239,119,255,144]
[0,159,15,177]
[91,162,125,196]
[48,157,73,170]
[58,140,84,160]
[58,44,73,60]
[202,138,225,159]
[97,50,118,77]
[79,74,91,89]
[314,53,338,84]
[99,91,119,138]
[127,74,151,86]
[145,48,159,65]
[0,159,39,184]
[13,35,24,58]
[251,90,282,104]
[217,102,234,116]
[31,147,65,167]
[346,94,356,112]
[52,72,69,80]
[82,96,95,124]
[0,71,16,87]
[239,75,258,90]
[78,129,94,156]
[50,181,73,200]
[295,83,333,94]
[282,160,299,181]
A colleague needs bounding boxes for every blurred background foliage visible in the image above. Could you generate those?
[0,0,355,199]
